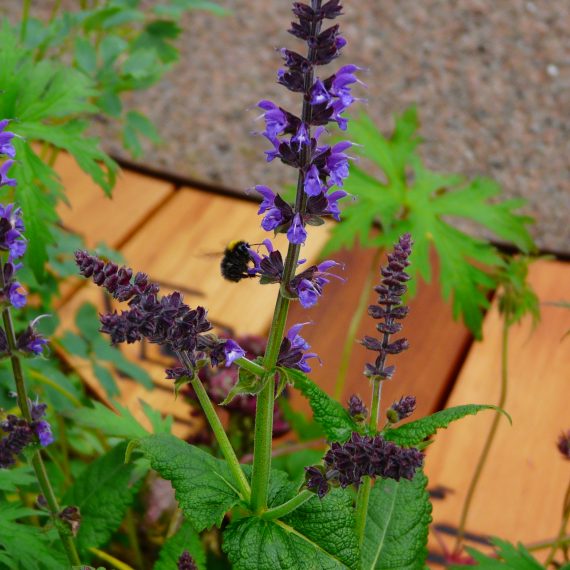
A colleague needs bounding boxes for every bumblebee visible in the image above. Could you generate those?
[220,240,255,282]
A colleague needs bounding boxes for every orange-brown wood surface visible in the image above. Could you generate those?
[426,260,570,562]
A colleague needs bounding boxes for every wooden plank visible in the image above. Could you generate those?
[55,152,174,249]
[287,244,472,419]
[425,260,570,561]
[119,187,330,335]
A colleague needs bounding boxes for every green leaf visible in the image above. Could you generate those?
[222,367,270,406]
[326,108,536,337]
[383,405,509,447]
[140,399,173,434]
[75,302,102,341]
[450,538,544,569]
[123,49,158,79]
[0,503,68,569]
[92,338,154,389]
[287,368,359,442]
[92,361,120,397]
[74,36,97,74]
[0,465,36,492]
[58,331,90,359]
[137,434,246,531]
[63,442,142,554]
[69,400,149,439]
[154,520,206,570]
[223,489,359,569]
[362,471,431,570]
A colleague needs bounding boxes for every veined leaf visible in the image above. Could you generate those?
[154,520,206,570]
[383,405,509,447]
[63,442,143,554]
[362,471,431,570]
[327,109,535,337]
[450,538,544,569]
[286,368,359,443]
[137,434,247,531]
[223,489,359,570]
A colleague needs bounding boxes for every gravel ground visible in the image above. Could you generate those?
[5,0,570,253]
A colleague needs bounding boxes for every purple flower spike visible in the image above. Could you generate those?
[289,259,344,308]
[387,395,417,424]
[348,394,368,422]
[304,164,324,197]
[177,550,198,570]
[287,213,307,245]
[0,160,16,187]
[0,204,26,261]
[0,121,17,158]
[223,339,246,367]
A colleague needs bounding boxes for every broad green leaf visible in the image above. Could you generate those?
[154,520,206,570]
[58,331,90,359]
[383,405,508,447]
[140,399,173,435]
[326,109,535,337]
[287,368,359,442]
[74,36,97,74]
[223,489,359,570]
[69,400,149,439]
[63,442,142,554]
[362,471,431,570]
[75,302,103,341]
[137,434,246,531]
[450,538,544,569]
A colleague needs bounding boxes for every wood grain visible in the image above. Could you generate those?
[426,260,570,561]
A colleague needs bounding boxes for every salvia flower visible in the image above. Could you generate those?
[247,240,284,284]
[0,161,17,188]
[289,259,344,308]
[277,322,319,373]
[386,395,417,424]
[305,432,423,497]
[252,0,361,248]
[557,430,570,460]
[0,120,17,158]
[0,205,27,261]
[16,316,48,356]
[363,233,412,380]
[347,394,368,423]
[177,550,198,570]
[76,251,243,376]
[58,506,81,536]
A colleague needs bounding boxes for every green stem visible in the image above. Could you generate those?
[334,249,383,401]
[525,534,570,553]
[89,548,135,570]
[177,352,251,502]
[49,0,63,22]
[235,356,266,378]
[261,489,313,520]
[124,508,144,570]
[545,477,570,566]
[354,378,383,544]
[20,0,32,43]
[455,319,510,553]
[250,3,324,513]
[0,260,81,567]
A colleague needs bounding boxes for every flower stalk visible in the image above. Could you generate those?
[0,256,81,567]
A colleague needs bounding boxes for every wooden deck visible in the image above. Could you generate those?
[54,156,570,561]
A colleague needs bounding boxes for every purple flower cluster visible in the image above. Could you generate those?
[75,252,245,376]
[0,401,53,468]
[0,204,28,309]
[386,395,417,424]
[557,430,570,460]
[189,335,290,438]
[277,322,319,373]
[177,551,198,570]
[362,234,413,380]
[347,394,368,423]
[305,432,424,498]
[247,240,342,308]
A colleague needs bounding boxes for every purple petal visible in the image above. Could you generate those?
[223,339,246,367]
[287,214,307,245]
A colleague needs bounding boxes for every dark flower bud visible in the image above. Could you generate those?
[177,550,198,570]
[347,395,368,422]
[58,506,81,536]
[305,465,330,498]
[386,396,417,424]
[557,430,570,460]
